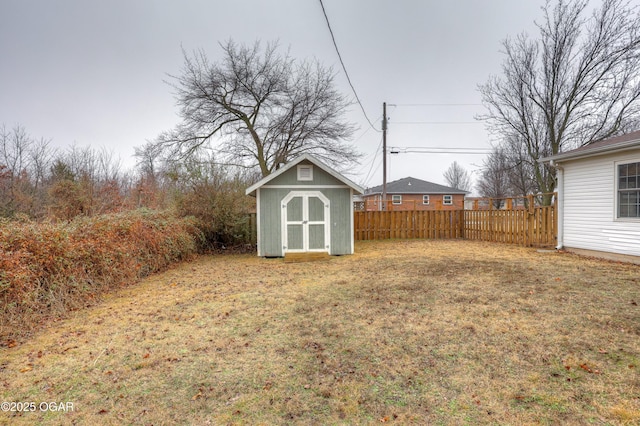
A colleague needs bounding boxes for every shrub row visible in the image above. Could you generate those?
[0,209,202,342]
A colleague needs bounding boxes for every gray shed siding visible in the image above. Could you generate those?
[256,161,355,257]
[268,160,343,186]
[258,188,289,256]
[323,187,354,255]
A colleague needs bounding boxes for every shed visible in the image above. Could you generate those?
[246,154,364,257]
[541,130,640,264]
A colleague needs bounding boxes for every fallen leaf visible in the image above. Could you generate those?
[143,353,150,359]
[598,348,608,354]
[19,366,32,373]
[192,392,202,400]
[579,363,599,374]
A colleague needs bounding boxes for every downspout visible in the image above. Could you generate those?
[551,160,564,250]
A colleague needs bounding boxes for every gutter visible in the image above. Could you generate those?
[540,139,640,163]
[550,159,564,250]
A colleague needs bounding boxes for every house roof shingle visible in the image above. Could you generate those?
[540,129,640,163]
[365,177,467,195]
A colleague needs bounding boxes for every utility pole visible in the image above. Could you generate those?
[382,101,387,210]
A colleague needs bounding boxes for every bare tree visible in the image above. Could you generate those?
[46,145,127,218]
[153,40,359,177]
[28,136,56,218]
[500,134,540,197]
[478,0,640,203]
[95,147,122,183]
[443,161,472,191]
[0,124,34,216]
[476,147,512,208]
[0,124,134,218]
[134,141,163,184]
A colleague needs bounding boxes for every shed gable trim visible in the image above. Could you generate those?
[246,154,364,195]
[261,184,351,189]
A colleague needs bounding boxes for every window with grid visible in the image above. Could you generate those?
[618,162,640,218]
[423,195,430,205]
[392,195,402,205]
[443,195,453,205]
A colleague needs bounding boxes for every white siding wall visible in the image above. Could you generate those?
[563,150,640,256]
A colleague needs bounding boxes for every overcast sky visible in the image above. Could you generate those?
[1,0,555,190]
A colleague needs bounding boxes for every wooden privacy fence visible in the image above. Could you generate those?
[463,206,556,246]
[354,210,465,240]
[354,194,557,247]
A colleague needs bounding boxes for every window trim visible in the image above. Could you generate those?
[443,194,453,205]
[423,195,430,205]
[297,164,313,181]
[616,160,640,221]
[391,194,402,205]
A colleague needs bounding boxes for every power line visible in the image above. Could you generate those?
[363,135,384,185]
[389,146,492,155]
[393,121,482,125]
[352,114,382,142]
[364,155,383,187]
[394,103,483,107]
[318,0,380,132]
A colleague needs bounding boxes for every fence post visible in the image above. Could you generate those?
[526,194,535,246]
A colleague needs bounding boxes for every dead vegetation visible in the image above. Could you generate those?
[0,210,200,342]
[1,240,639,425]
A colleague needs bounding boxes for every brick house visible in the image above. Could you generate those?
[363,177,467,211]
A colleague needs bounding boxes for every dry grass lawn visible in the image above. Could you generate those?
[1,240,639,425]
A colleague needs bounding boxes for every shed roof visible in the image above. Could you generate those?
[245,154,364,196]
[540,129,640,163]
[365,177,468,195]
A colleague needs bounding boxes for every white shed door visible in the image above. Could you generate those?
[282,191,330,253]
